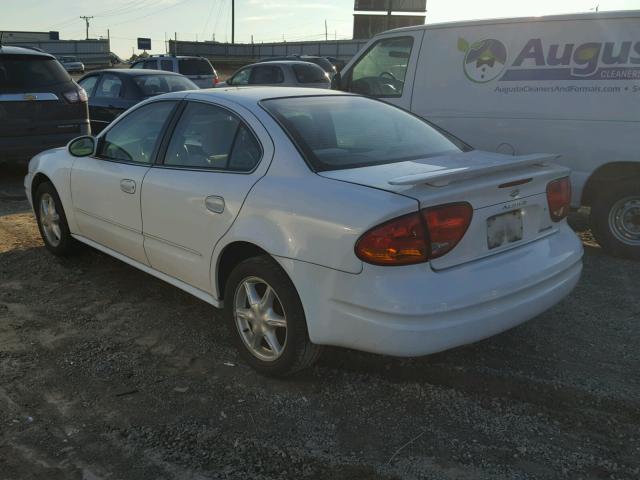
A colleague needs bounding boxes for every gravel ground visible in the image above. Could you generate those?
[0,163,638,480]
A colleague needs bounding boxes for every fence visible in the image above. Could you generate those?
[6,40,112,66]
[168,39,369,62]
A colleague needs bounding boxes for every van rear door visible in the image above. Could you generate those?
[339,30,424,110]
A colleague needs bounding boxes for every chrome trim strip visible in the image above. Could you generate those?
[143,232,202,257]
[0,93,60,102]
[75,208,140,234]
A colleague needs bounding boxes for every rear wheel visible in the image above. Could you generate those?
[590,181,640,260]
[34,182,77,256]
[224,255,322,376]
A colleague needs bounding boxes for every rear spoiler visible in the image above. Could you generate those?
[388,153,560,187]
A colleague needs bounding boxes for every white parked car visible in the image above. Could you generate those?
[57,55,85,74]
[334,10,640,259]
[24,88,583,375]
[217,61,330,89]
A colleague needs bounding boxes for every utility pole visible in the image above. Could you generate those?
[231,0,235,44]
[325,19,328,41]
[80,16,94,40]
[174,32,178,55]
[386,0,393,30]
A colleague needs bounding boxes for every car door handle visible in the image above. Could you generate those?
[120,179,136,194]
[205,195,225,214]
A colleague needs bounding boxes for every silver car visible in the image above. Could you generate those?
[218,61,330,89]
[131,55,218,89]
[57,56,85,74]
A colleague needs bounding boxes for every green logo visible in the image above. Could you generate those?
[458,38,507,83]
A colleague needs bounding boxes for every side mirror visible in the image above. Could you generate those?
[68,135,95,157]
[330,71,342,90]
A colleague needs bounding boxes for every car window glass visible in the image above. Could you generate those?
[98,101,175,164]
[143,60,157,69]
[164,102,259,171]
[228,124,261,171]
[134,74,196,95]
[78,75,99,97]
[160,59,173,71]
[249,65,284,84]
[230,68,250,85]
[0,55,70,88]
[178,58,213,75]
[131,62,144,69]
[349,37,413,98]
[95,74,123,98]
[292,64,328,84]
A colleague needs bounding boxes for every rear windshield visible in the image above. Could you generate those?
[304,57,334,73]
[178,58,214,75]
[0,55,71,88]
[292,64,328,84]
[133,74,197,95]
[262,96,467,171]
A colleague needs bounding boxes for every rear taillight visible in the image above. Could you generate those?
[355,202,473,266]
[546,177,571,222]
[213,77,219,85]
[63,87,88,103]
[422,203,473,259]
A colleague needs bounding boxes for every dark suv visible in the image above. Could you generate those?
[0,46,90,162]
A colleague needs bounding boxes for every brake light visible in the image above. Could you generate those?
[355,212,427,265]
[213,77,219,85]
[546,177,571,222]
[63,87,87,103]
[355,202,473,265]
[422,203,473,259]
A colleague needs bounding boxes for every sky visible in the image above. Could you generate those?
[2,0,640,57]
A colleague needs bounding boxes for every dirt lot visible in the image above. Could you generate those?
[0,163,638,480]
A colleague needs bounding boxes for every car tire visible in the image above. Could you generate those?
[590,181,640,260]
[224,255,322,376]
[34,182,78,256]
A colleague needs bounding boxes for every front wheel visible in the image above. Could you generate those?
[224,255,322,376]
[590,181,640,260]
[34,182,78,256]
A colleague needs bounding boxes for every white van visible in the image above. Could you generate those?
[334,10,640,259]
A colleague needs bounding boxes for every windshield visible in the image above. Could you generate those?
[133,74,197,96]
[262,96,468,171]
[0,55,71,88]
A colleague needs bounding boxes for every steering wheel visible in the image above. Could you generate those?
[379,71,397,81]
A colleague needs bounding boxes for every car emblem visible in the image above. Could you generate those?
[509,189,520,198]
[23,94,37,101]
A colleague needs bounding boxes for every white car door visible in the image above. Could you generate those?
[343,31,423,110]
[140,100,272,293]
[70,100,178,265]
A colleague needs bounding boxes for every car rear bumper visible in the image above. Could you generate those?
[0,127,88,162]
[278,224,583,357]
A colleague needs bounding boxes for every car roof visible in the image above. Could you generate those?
[83,69,184,77]
[179,86,349,108]
[247,60,326,68]
[0,45,54,58]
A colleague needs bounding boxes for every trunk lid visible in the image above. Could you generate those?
[319,150,569,270]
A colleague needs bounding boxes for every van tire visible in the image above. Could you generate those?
[590,181,640,260]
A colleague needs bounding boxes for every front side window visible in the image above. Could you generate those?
[143,60,157,69]
[95,74,123,98]
[133,74,196,96]
[160,59,173,71]
[78,75,99,97]
[230,68,250,86]
[262,95,467,172]
[97,101,176,164]
[349,37,413,98]
[164,102,261,172]
[131,61,144,69]
[249,65,284,85]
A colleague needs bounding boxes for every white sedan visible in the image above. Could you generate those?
[25,87,583,376]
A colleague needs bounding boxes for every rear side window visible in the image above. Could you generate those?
[249,65,284,85]
[95,74,123,98]
[78,75,99,97]
[0,55,71,88]
[293,64,328,84]
[164,102,261,172]
[178,58,213,75]
[160,59,173,71]
[143,60,157,69]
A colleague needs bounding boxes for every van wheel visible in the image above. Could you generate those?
[34,182,77,256]
[224,255,322,376]
[590,181,640,260]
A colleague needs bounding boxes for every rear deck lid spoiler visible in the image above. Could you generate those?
[388,153,560,187]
